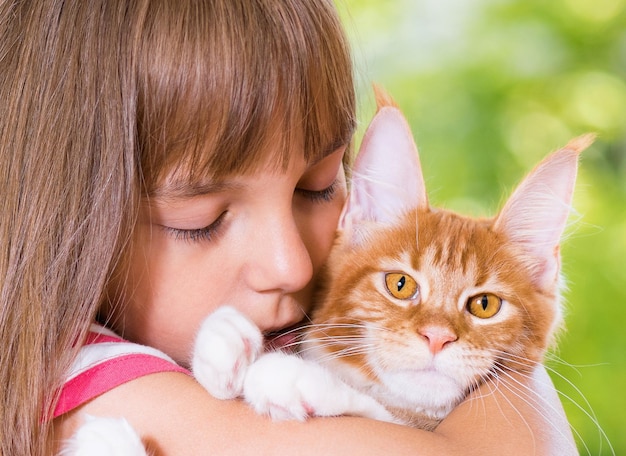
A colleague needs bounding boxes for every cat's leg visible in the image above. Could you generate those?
[59,415,147,456]
[192,306,264,400]
[243,351,399,424]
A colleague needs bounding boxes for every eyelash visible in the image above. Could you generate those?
[296,180,338,203]
[161,181,337,243]
[161,212,226,243]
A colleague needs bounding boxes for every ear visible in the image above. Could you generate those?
[339,105,428,244]
[494,134,594,289]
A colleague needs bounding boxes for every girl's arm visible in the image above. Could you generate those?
[52,365,575,455]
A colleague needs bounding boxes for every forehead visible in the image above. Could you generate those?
[135,0,356,199]
[142,88,356,197]
[150,139,350,200]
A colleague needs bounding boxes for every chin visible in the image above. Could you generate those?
[376,369,466,419]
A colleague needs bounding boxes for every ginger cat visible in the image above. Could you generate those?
[193,93,593,430]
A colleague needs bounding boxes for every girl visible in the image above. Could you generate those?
[0,0,575,454]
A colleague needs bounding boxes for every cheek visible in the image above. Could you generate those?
[298,198,346,272]
[107,227,226,365]
[122,262,220,365]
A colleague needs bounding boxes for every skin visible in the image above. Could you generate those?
[53,367,574,455]
[51,146,577,454]
[110,147,348,366]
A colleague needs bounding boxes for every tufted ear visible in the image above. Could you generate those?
[339,103,427,245]
[494,134,594,289]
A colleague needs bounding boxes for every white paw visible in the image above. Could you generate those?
[192,306,263,400]
[243,352,395,423]
[60,415,147,456]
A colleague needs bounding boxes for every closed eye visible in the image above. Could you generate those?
[159,211,227,243]
[295,179,338,203]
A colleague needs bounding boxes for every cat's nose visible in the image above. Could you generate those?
[419,326,457,355]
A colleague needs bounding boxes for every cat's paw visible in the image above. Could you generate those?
[243,352,395,423]
[59,415,147,456]
[192,306,263,400]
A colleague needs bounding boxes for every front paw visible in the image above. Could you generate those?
[60,415,147,456]
[243,352,380,421]
[192,306,263,400]
[244,352,398,423]
[242,352,319,420]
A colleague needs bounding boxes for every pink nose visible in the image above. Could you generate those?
[419,326,457,354]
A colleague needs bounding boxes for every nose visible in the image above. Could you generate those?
[419,326,457,355]
[245,210,313,295]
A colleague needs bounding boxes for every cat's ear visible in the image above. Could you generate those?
[339,103,427,243]
[494,134,594,289]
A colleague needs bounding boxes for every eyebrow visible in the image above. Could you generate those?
[150,129,354,200]
[315,137,350,164]
[328,124,356,156]
[150,180,242,200]
[305,129,354,168]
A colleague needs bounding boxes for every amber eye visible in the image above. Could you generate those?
[467,293,502,319]
[384,272,419,300]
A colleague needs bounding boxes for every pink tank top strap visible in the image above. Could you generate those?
[52,324,191,419]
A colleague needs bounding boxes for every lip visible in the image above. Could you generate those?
[264,321,306,353]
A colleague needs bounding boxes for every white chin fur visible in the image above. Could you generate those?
[376,370,465,419]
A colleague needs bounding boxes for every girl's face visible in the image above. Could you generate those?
[114,147,347,366]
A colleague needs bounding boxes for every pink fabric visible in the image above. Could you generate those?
[51,325,190,419]
[84,331,124,345]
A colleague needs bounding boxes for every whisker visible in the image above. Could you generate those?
[305,344,377,364]
[491,362,613,456]
[545,351,611,372]
[465,349,613,455]
[542,364,615,456]
[285,313,611,453]
[490,364,583,455]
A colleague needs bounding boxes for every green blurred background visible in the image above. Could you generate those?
[339,0,625,454]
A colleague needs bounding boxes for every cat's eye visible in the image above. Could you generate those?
[467,293,502,319]
[384,272,419,300]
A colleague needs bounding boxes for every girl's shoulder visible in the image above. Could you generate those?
[52,323,190,419]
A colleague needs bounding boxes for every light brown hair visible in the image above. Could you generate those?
[0,0,354,453]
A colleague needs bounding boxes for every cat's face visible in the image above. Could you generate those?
[306,95,592,421]
[310,206,559,419]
